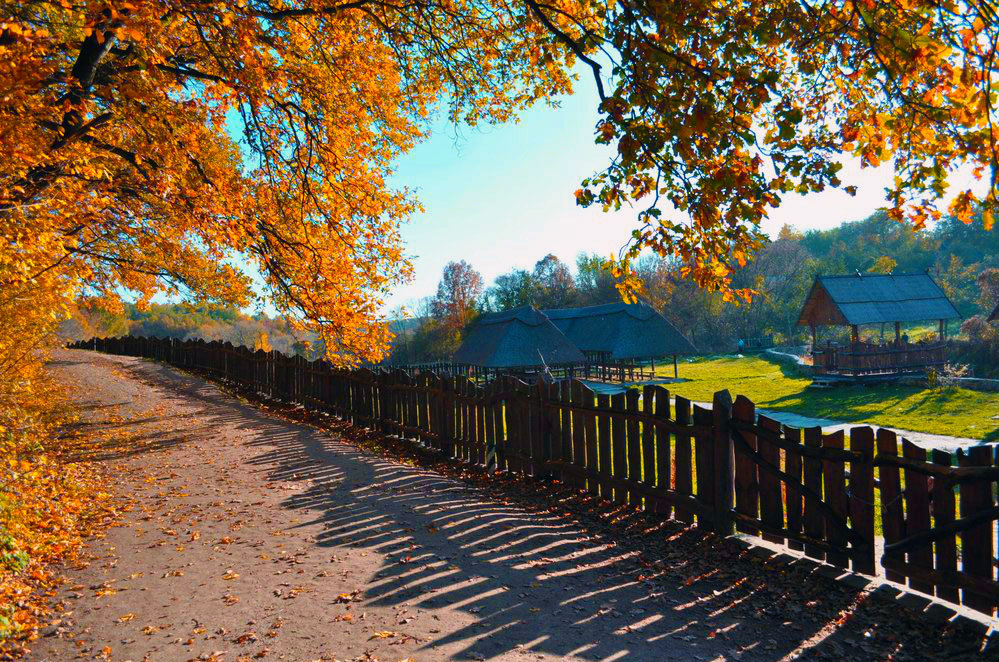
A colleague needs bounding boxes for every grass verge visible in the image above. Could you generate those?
[659,355,999,440]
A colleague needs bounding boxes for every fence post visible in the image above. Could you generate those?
[440,378,453,459]
[531,380,550,479]
[712,390,734,536]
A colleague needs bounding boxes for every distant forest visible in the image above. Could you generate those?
[64,302,320,358]
[67,210,999,369]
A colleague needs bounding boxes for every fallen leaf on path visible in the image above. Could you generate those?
[369,630,398,640]
[223,569,240,580]
[117,613,135,623]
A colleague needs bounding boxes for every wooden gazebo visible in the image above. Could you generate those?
[797,273,959,380]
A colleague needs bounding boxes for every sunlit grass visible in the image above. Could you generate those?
[657,355,999,440]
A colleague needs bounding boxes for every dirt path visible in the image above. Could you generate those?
[28,350,994,661]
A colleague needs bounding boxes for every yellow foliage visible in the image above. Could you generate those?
[0,371,117,656]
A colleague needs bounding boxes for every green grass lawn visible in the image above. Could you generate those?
[657,355,999,440]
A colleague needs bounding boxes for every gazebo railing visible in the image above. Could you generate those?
[812,340,947,377]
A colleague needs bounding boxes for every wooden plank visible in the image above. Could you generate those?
[930,448,959,603]
[674,396,693,523]
[626,389,641,505]
[784,425,804,552]
[597,393,612,500]
[525,380,539,477]
[582,384,598,496]
[610,393,628,504]
[693,404,715,525]
[877,428,905,582]
[571,381,587,488]
[476,384,487,466]
[732,396,759,535]
[881,557,999,604]
[516,380,531,475]
[653,386,672,519]
[803,426,826,562]
[711,390,734,536]
[822,430,849,568]
[757,415,785,545]
[560,382,573,473]
[901,439,934,594]
[848,427,876,575]
[959,446,995,615]
[502,379,516,473]
[547,382,563,472]
[642,386,656,489]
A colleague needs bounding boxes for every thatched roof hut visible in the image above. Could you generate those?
[452,306,585,369]
[543,301,695,361]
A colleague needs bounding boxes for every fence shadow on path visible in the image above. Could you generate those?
[63,351,993,661]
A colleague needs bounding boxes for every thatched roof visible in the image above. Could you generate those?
[452,306,585,368]
[543,301,696,360]
[797,273,959,327]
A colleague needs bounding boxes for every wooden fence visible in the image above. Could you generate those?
[70,336,999,616]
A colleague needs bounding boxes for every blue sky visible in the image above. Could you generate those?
[386,80,978,313]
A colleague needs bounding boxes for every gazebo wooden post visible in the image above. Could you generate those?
[673,354,678,379]
[939,319,945,340]
[895,321,901,343]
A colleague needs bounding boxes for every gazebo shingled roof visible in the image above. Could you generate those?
[543,301,695,360]
[452,306,585,369]
[797,273,959,327]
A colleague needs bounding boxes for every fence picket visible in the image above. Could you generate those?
[877,429,905,582]
[802,426,825,562]
[674,396,693,523]
[901,439,933,594]
[822,430,849,568]
[757,415,784,545]
[653,386,672,519]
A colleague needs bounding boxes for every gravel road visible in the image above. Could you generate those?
[27,349,995,661]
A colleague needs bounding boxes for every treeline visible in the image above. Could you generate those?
[390,210,999,363]
[63,302,321,358]
[66,210,999,370]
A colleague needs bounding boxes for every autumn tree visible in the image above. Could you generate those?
[1,0,577,369]
[431,261,484,330]
[531,254,575,308]
[869,256,899,274]
[4,0,996,369]
[557,0,998,299]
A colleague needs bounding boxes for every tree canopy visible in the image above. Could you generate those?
[1,0,574,367]
[567,0,997,301]
[2,0,996,370]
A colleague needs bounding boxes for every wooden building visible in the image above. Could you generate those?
[544,301,696,379]
[451,306,585,381]
[797,273,959,380]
